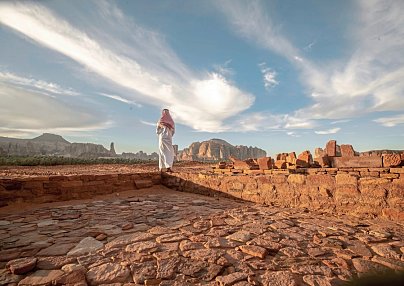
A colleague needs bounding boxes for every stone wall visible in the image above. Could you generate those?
[1,167,403,222]
[161,167,404,222]
[0,173,161,207]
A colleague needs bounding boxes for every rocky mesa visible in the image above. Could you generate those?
[178,138,266,161]
[0,133,115,158]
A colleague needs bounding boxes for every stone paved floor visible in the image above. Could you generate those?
[0,185,403,286]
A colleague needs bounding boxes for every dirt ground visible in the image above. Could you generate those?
[0,161,213,178]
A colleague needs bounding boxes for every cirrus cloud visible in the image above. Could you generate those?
[0,1,254,133]
[374,114,404,127]
[314,128,341,135]
[216,0,404,126]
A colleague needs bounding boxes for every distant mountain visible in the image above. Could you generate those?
[178,139,266,161]
[0,133,115,158]
[32,133,70,144]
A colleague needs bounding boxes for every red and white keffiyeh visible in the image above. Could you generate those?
[158,109,175,130]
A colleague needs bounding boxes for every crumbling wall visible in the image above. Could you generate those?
[1,167,403,222]
[0,173,161,206]
[162,167,404,222]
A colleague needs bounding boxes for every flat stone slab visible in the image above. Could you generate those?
[6,257,37,275]
[37,243,75,256]
[18,270,64,286]
[86,262,130,285]
[67,237,103,257]
[330,156,383,168]
[239,245,267,258]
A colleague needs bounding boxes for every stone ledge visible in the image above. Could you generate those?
[0,172,161,207]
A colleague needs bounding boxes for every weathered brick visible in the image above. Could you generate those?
[330,156,382,168]
[359,171,380,177]
[348,171,360,176]
[392,177,404,186]
[60,181,83,188]
[382,208,404,221]
[382,154,401,167]
[271,175,287,184]
[306,174,335,189]
[243,170,264,175]
[257,157,272,170]
[314,156,330,167]
[335,186,360,205]
[229,181,244,192]
[297,150,313,166]
[335,174,358,186]
[22,181,44,189]
[134,180,153,189]
[287,174,306,185]
[390,168,404,174]
[359,178,391,186]
[274,160,287,169]
[1,180,22,190]
[340,144,355,157]
[326,140,337,157]
[380,173,399,179]
[360,185,388,199]
[368,168,389,173]
[286,152,297,164]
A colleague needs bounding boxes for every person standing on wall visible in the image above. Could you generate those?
[156,109,175,172]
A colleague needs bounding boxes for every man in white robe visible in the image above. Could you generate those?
[156,109,175,172]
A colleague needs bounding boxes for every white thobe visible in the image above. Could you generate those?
[156,124,175,170]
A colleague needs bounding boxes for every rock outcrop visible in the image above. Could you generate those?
[121,151,159,161]
[178,139,266,161]
[68,143,112,158]
[110,142,116,156]
[0,133,115,158]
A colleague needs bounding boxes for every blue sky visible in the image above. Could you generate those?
[0,0,403,156]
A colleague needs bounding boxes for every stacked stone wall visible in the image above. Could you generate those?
[1,167,403,222]
[0,173,161,206]
[162,167,404,222]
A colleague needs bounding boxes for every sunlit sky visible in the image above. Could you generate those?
[1,0,403,156]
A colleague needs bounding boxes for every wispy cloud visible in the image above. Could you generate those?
[217,0,404,123]
[0,80,110,134]
[331,119,351,125]
[374,114,404,127]
[140,120,157,127]
[314,127,341,135]
[216,0,300,60]
[258,62,278,91]
[286,131,301,138]
[0,127,38,139]
[213,59,234,77]
[0,71,79,96]
[303,40,316,52]
[98,92,142,107]
[0,1,254,132]
[223,112,316,132]
[283,115,316,129]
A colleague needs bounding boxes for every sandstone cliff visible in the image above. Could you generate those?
[121,151,159,160]
[0,133,115,158]
[178,138,266,161]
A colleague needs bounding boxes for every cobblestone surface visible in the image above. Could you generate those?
[0,185,403,285]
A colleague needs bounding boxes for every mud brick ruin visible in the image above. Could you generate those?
[0,140,403,285]
[215,140,404,172]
